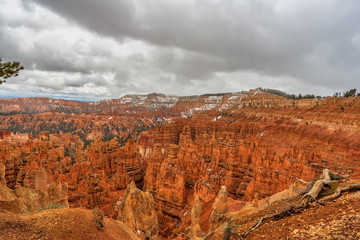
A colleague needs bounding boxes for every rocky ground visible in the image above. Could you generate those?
[233,185,360,239]
[0,208,140,240]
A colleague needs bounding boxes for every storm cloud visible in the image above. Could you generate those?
[0,0,359,100]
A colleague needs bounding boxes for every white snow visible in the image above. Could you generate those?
[206,96,223,100]
[228,95,241,100]
[120,97,135,104]
[212,116,222,121]
[181,109,193,118]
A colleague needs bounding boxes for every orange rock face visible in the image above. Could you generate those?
[118,181,159,240]
[0,162,69,214]
[139,120,320,206]
[187,195,203,239]
[65,138,144,215]
[209,186,230,231]
[0,132,127,215]
[0,130,11,139]
[1,91,359,238]
[135,93,360,237]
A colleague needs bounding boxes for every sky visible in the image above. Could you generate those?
[0,0,359,101]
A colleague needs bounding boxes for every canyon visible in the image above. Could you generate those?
[0,89,359,239]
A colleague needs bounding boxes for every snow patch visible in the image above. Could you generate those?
[228,95,241,100]
[212,116,222,121]
[206,96,223,100]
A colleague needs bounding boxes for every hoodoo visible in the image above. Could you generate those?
[0,90,359,239]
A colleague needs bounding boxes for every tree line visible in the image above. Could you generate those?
[257,87,359,99]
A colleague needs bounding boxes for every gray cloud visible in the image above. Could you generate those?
[0,0,359,100]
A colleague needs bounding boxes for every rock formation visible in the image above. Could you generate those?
[0,167,69,214]
[0,91,359,237]
[0,163,5,185]
[118,181,159,240]
[35,167,47,190]
[209,186,230,231]
[0,163,17,203]
[0,130,11,139]
[187,195,203,239]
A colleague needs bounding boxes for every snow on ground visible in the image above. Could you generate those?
[212,116,222,121]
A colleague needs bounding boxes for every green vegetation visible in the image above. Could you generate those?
[40,202,65,211]
[0,111,22,116]
[257,87,360,99]
[334,88,358,97]
[329,172,341,181]
[92,207,105,231]
[22,209,33,214]
[311,172,340,198]
[319,182,338,198]
[256,87,319,99]
[222,222,236,240]
[311,177,321,185]
[343,88,357,97]
[0,57,24,84]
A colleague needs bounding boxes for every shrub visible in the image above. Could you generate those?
[311,177,321,185]
[319,182,338,198]
[92,207,105,231]
[40,202,64,211]
[329,172,341,180]
[222,222,236,240]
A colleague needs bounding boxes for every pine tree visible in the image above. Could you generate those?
[0,57,24,84]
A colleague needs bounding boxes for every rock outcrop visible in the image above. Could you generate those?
[209,186,230,231]
[0,163,17,203]
[187,195,203,239]
[0,133,141,216]
[118,181,159,240]
[0,163,68,214]
[0,163,5,185]
[65,138,142,215]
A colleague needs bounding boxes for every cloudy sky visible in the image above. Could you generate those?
[0,0,359,101]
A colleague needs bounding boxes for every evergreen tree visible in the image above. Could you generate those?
[0,57,24,84]
[343,88,357,97]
